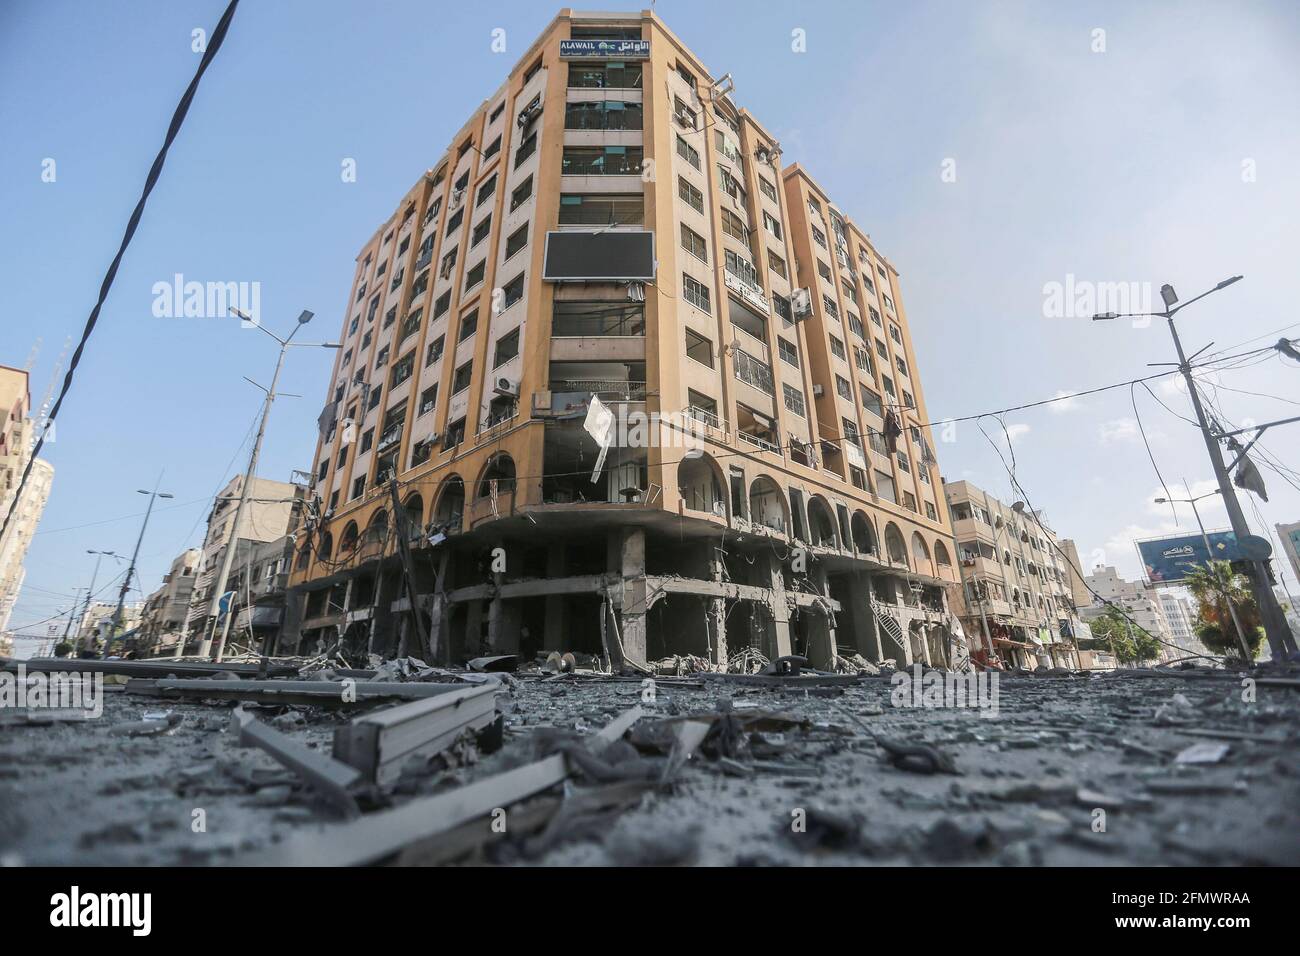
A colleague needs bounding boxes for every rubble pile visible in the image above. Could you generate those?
[1,654,1298,866]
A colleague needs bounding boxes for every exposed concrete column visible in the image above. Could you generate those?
[764,552,793,659]
[707,544,728,666]
[850,570,882,661]
[486,562,505,654]
[465,599,485,658]
[427,549,451,664]
[543,543,567,652]
[806,563,838,669]
[618,528,648,667]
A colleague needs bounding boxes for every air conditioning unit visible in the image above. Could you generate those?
[791,288,813,318]
[450,187,465,208]
[811,384,824,397]
[493,377,519,398]
[674,111,694,129]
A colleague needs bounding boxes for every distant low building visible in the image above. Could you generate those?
[135,548,201,657]
[0,365,54,637]
[1080,565,1177,663]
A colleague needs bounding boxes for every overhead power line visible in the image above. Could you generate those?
[0,0,241,546]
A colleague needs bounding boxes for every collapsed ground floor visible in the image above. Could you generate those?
[279,513,964,672]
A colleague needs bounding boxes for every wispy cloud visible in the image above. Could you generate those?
[1098,418,1140,443]
[1048,390,1083,413]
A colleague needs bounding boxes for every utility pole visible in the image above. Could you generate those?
[1094,277,1296,661]
[71,550,119,654]
[199,308,337,661]
[111,482,173,652]
[61,588,85,646]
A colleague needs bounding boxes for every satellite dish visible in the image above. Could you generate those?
[1237,534,1272,560]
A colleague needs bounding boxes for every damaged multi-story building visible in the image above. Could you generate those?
[286,9,963,672]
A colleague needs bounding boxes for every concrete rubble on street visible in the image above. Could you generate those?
[2,652,1298,867]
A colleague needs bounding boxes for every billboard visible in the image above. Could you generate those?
[543,231,656,282]
[1136,530,1241,584]
[559,39,650,59]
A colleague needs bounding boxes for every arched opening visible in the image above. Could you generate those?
[911,531,934,576]
[339,521,360,556]
[806,496,837,548]
[884,522,908,568]
[477,454,516,498]
[364,509,390,554]
[434,475,465,532]
[851,511,876,556]
[934,539,952,575]
[318,531,334,561]
[678,453,725,517]
[403,494,424,537]
[748,475,786,533]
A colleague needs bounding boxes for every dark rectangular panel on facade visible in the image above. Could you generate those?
[542,230,656,282]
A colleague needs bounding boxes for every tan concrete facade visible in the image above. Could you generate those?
[0,365,53,636]
[289,10,961,671]
[944,478,1081,669]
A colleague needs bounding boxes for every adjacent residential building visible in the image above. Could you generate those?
[943,479,1082,669]
[182,474,305,652]
[1157,589,1209,658]
[224,533,301,656]
[75,600,143,652]
[1276,520,1300,588]
[0,365,54,637]
[287,10,961,671]
[135,548,201,657]
[1081,564,1177,663]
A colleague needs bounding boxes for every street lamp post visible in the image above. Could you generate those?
[111,486,173,653]
[1093,276,1296,661]
[198,309,339,662]
[71,549,120,654]
[1154,481,1252,661]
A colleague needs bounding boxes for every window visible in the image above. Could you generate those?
[675,62,697,88]
[847,312,866,341]
[445,207,464,236]
[876,471,896,504]
[515,132,537,167]
[510,176,533,211]
[523,57,542,84]
[680,224,708,262]
[759,177,778,202]
[476,175,497,207]
[425,335,444,366]
[501,272,524,309]
[762,211,783,240]
[360,429,374,453]
[768,250,787,278]
[678,176,704,213]
[676,134,700,169]
[685,328,713,367]
[724,249,761,291]
[368,385,383,411]
[568,61,643,89]
[836,375,852,401]
[458,310,478,342]
[896,356,909,377]
[717,165,744,200]
[732,348,774,395]
[561,146,643,175]
[464,261,485,290]
[493,328,520,366]
[348,316,359,336]
[433,290,451,319]
[783,383,806,417]
[772,293,791,321]
[375,346,389,368]
[812,225,828,248]
[925,500,938,521]
[721,208,749,243]
[564,99,643,130]
[482,135,501,161]
[390,352,414,388]
[890,323,903,345]
[829,336,846,360]
[317,459,328,480]
[452,361,473,394]
[682,273,711,312]
[777,338,799,368]
[399,309,422,344]
[505,223,528,259]
[855,347,873,375]
[869,306,882,327]
[673,96,696,129]
[861,386,883,418]
[418,385,438,416]
[818,261,833,282]
[896,451,911,474]
[489,102,505,123]
[558,193,643,225]
[549,300,644,337]
[443,417,466,450]
[351,476,366,500]
[902,389,916,409]
[842,417,861,447]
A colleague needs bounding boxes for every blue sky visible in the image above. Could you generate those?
[3,0,1299,641]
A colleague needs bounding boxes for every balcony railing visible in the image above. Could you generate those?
[549,379,647,400]
[738,431,780,455]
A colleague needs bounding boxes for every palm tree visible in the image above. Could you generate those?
[1184,561,1262,661]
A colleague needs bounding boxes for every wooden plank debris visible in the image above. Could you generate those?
[124,677,483,707]
[234,708,362,817]
[333,683,500,784]
[235,706,644,866]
